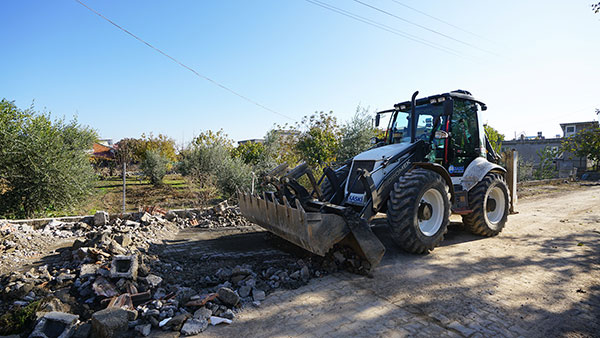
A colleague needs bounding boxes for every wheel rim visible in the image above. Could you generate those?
[485,186,506,227]
[418,188,444,236]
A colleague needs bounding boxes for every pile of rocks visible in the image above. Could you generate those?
[167,201,253,229]
[0,204,372,337]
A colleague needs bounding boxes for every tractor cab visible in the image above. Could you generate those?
[376,90,490,178]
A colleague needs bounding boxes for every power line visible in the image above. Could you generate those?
[73,0,295,121]
[352,0,499,56]
[389,0,495,43]
[305,0,469,59]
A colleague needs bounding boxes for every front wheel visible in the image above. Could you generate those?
[387,168,450,254]
[462,173,509,236]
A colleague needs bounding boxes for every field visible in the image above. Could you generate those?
[55,174,211,217]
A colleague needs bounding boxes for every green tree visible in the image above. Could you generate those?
[484,124,505,154]
[561,124,600,171]
[337,106,378,163]
[141,150,169,186]
[138,133,178,162]
[0,99,97,218]
[534,146,560,179]
[178,130,252,197]
[232,141,266,165]
[295,111,341,169]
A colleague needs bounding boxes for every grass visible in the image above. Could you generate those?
[44,174,213,217]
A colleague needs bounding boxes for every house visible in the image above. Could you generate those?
[238,139,264,145]
[501,121,598,178]
[91,142,115,160]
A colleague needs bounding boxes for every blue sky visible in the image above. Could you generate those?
[1,0,599,146]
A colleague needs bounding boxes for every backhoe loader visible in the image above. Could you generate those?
[239,90,517,271]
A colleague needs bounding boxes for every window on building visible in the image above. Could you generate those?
[566,126,575,133]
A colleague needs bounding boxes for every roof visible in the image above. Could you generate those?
[559,121,598,127]
[92,142,115,160]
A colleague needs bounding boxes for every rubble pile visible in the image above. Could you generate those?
[170,201,252,229]
[0,204,370,337]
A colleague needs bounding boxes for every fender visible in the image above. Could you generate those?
[411,162,454,202]
[460,157,506,191]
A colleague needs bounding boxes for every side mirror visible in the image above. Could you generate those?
[435,130,449,139]
[370,137,379,144]
[375,114,380,127]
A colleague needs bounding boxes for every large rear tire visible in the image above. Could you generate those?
[387,168,450,254]
[462,173,509,236]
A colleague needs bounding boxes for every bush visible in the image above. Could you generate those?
[178,131,252,197]
[337,106,378,163]
[0,99,97,218]
[141,150,169,186]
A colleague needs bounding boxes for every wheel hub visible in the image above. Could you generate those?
[418,202,433,221]
[486,197,497,212]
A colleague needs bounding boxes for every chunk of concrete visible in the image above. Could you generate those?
[29,311,79,338]
[94,211,110,227]
[217,287,239,307]
[180,319,208,336]
[110,255,138,280]
[91,307,129,338]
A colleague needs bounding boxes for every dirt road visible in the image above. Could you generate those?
[191,185,600,337]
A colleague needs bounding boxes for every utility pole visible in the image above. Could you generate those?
[122,161,126,214]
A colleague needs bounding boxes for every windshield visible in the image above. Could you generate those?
[387,103,445,144]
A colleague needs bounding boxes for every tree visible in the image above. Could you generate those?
[231,141,266,165]
[138,133,177,162]
[0,99,97,218]
[593,2,600,13]
[484,125,505,154]
[295,111,341,169]
[561,124,600,171]
[534,146,560,179]
[115,138,144,165]
[337,106,378,163]
[178,130,252,197]
[141,150,168,186]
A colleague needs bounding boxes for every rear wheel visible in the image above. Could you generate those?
[387,168,450,254]
[462,173,509,236]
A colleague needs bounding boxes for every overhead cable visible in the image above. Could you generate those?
[73,0,295,121]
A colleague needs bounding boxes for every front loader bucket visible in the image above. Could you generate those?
[238,192,385,270]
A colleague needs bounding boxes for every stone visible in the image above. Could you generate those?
[56,273,76,284]
[140,212,152,223]
[180,318,208,336]
[107,240,127,255]
[113,234,131,247]
[30,312,79,338]
[135,323,152,336]
[221,309,235,320]
[145,274,163,288]
[72,322,91,338]
[110,255,138,280]
[217,287,239,307]
[238,285,251,298]
[94,211,110,227]
[79,264,98,279]
[289,271,300,280]
[252,289,266,302]
[300,265,310,281]
[193,307,212,320]
[165,314,190,331]
[91,307,129,338]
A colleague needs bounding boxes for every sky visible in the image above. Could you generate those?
[1,0,599,146]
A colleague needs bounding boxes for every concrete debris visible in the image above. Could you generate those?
[0,204,371,337]
[94,211,110,227]
[217,287,240,307]
[29,311,79,338]
[91,307,129,338]
[209,316,232,325]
